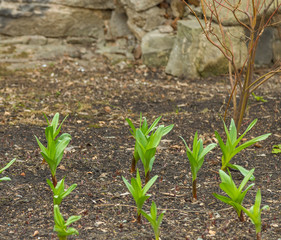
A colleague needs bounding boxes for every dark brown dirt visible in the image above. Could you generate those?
[0,55,280,240]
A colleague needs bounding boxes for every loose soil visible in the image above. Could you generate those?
[0,55,280,240]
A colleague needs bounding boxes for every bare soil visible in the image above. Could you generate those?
[0,55,280,240]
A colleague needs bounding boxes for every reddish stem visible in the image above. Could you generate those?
[257,232,261,240]
[137,214,141,224]
[131,155,136,173]
[239,211,245,222]
[52,175,57,187]
[192,179,197,201]
[145,171,150,184]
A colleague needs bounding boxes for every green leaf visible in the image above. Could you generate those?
[0,158,16,174]
[65,215,81,227]
[145,116,162,135]
[126,118,136,136]
[143,175,158,195]
[272,144,281,154]
[228,163,255,181]
[237,168,255,191]
[54,205,65,226]
[0,177,11,182]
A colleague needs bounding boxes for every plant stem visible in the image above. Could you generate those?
[257,232,261,240]
[131,155,136,173]
[137,213,142,224]
[58,236,67,240]
[192,179,197,201]
[52,174,57,188]
[145,171,150,184]
[239,211,245,222]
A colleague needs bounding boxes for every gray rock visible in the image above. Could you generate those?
[205,0,280,26]
[254,28,274,66]
[126,6,166,33]
[165,19,247,78]
[51,0,115,9]
[141,30,175,67]
[121,0,163,12]
[106,9,132,40]
[0,3,110,38]
[27,35,47,45]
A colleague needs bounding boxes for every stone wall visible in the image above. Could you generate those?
[0,0,280,77]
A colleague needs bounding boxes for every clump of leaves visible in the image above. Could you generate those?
[215,118,270,178]
[35,113,71,187]
[272,144,281,154]
[141,201,165,240]
[47,177,77,205]
[126,114,162,173]
[135,124,173,183]
[53,204,81,240]
[180,132,216,201]
[126,114,173,175]
[122,169,158,223]
[213,168,255,221]
[232,189,269,240]
[0,158,16,182]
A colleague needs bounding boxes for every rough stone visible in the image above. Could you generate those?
[0,3,111,38]
[126,6,166,33]
[205,0,280,26]
[106,9,132,40]
[254,28,274,66]
[141,30,175,67]
[171,0,186,18]
[52,0,115,9]
[165,19,248,78]
[121,0,163,12]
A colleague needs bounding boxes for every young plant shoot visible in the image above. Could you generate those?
[0,158,16,182]
[232,189,269,240]
[47,177,77,205]
[122,169,158,223]
[135,123,173,183]
[35,113,71,187]
[180,132,216,201]
[215,118,270,179]
[213,168,255,221]
[141,201,165,240]
[126,113,173,173]
[53,204,81,240]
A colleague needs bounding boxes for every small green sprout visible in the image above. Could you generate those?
[215,118,270,179]
[53,204,81,240]
[47,177,77,205]
[272,144,281,154]
[141,201,165,240]
[35,113,71,187]
[232,189,269,240]
[135,123,173,183]
[180,132,216,201]
[0,158,16,182]
[126,113,173,173]
[252,92,267,102]
[122,169,158,223]
[213,168,255,221]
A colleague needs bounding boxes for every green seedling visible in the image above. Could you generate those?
[215,118,270,179]
[122,169,158,223]
[126,113,173,173]
[272,144,281,154]
[232,189,269,240]
[53,204,81,240]
[135,122,173,183]
[180,132,216,201]
[0,158,16,182]
[141,201,165,240]
[47,177,77,205]
[213,168,255,221]
[252,92,267,102]
[35,113,71,187]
